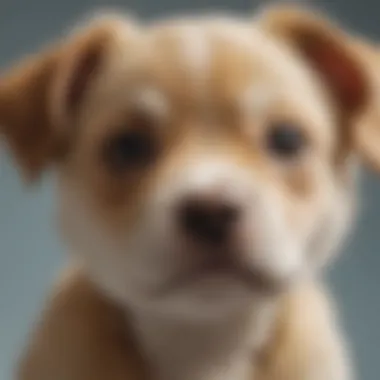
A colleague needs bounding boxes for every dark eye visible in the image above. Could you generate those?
[104,128,157,172]
[266,122,307,159]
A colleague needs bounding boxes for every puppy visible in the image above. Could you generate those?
[1,5,378,380]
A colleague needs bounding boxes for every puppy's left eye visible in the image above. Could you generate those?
[266,122,307,159]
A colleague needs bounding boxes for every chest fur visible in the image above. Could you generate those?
[130,306,275,380]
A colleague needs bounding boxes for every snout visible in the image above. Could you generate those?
[150,157,298,297]
[174,192,286,293]
[168,158,252,255]
[165,159,256,278]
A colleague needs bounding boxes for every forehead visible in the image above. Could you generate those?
[87,16,336,148]
[141,19,327,112]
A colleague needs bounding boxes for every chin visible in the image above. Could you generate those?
[147,275,258,321]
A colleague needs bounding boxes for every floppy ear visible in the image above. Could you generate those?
[0,16,129,181]
[259,5,380,170]
[349,40,380,172]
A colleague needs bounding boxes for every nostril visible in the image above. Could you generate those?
[178,198,240,245]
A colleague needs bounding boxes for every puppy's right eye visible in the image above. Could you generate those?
[103,128,157,172]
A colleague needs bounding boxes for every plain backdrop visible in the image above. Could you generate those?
[0,1,379,379]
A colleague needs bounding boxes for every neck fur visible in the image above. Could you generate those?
[129,300,277,380]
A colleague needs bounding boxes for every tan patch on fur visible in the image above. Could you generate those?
[0,17,135,180]
[255,282,349,380]
[348,39,380,172]
[17,267,147,380]
[0,48,61,180]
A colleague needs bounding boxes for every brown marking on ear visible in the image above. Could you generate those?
[0,49,61,181]
[260,6,369,117]
[66,42,104,115]
[0,20,116,181]
[56,23,115,121]
[298,33,367,113]
[348,40,380,173]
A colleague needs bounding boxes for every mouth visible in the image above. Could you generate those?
[153,254,285,297]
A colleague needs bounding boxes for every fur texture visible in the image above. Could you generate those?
[0,4,379,380]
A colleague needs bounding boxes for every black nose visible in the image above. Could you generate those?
[178,197,240,246]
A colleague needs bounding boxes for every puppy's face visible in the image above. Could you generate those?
[0,7,377,319]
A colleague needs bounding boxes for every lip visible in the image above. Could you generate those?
[154,256,284,297]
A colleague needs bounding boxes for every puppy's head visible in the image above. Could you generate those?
[0,6,378,320]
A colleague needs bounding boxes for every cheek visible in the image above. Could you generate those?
[57,154,186,300]
[241,161,334,280]
[57,178,166,306]
[280,158,352,264]
[281,159,331,240]
[62,143,159,234]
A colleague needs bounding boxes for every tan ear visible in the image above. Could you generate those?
[348,40,380,173]
[260,5,370,117]
[0,16,128,181]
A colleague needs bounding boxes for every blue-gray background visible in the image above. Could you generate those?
[0,0,379,379]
